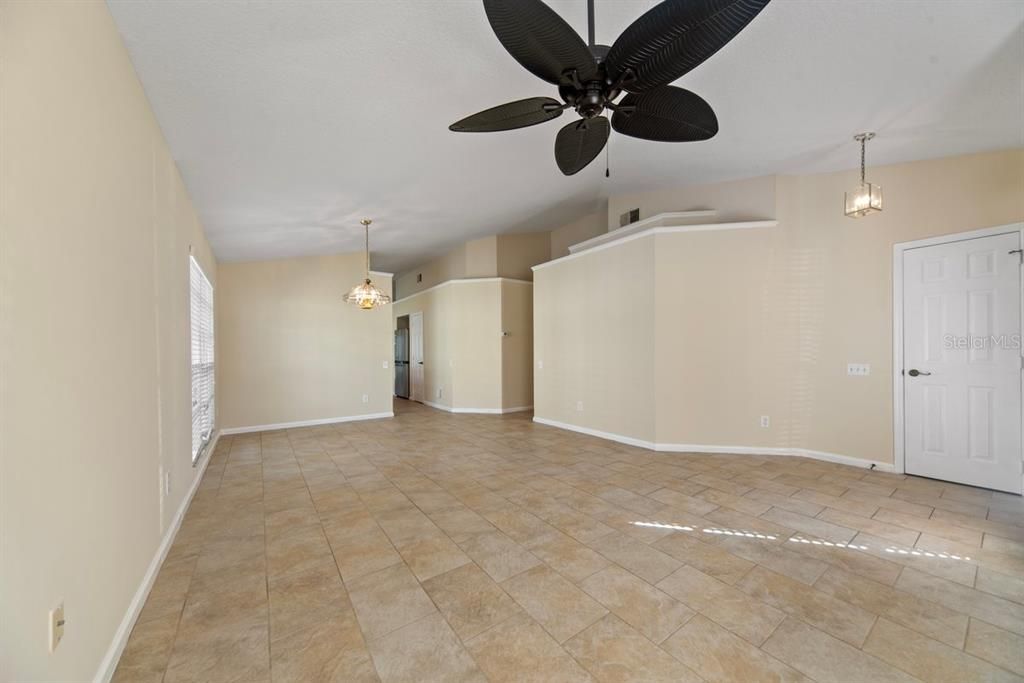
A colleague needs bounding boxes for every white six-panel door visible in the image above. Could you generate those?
[902,231,1022,493]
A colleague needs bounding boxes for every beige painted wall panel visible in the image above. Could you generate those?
[783,149,1024,462]
[550,211,608,258]
[217,253,393,429]
[496,232,551,280]
[535,239,656,442]
[395,245,467,300]
[0,2,217,679]
[608,175,777,232]
[451,281,503,410]
[464,235,499,278]
[393,285,454,408]
[501,282,535,409]
[540,149,1023,465]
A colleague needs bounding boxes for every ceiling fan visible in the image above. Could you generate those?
[450,0,771,175]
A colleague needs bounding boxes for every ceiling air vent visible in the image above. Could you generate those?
[619,209,640,227]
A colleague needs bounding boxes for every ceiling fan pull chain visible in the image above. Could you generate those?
[605,140,610,178]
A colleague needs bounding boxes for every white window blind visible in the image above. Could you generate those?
[190,255,215,462]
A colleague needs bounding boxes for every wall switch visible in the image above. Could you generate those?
[49,602,65,652]
[382,360,388,369]
[760,415,770,428]
[847,363,871,376]
[537,360,544,369]
[361,394,369,403]
[576,401,584,412]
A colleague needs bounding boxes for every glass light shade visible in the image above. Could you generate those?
[343,279,391,310]
[845,182,883,218]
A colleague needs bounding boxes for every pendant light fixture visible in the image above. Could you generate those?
[845,132,882,218]
[344,219,391,310]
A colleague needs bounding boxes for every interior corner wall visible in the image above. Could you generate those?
[216,252,394,430]
[500,281,535,409]
[450,281,503,410]
[607,174,778,232]
[0,1,218,680]
[536,148,1024,466]
[534,238,656,443]
[496,232,551,280]
[393,284,455,408]
[550,211,608,258]
[393,279,533,413]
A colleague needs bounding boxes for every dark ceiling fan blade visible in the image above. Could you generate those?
[611,86,718,142]
[483,0,599,85]
[554,116,610,175]
[450,97,565,133]
[605,0,771,93]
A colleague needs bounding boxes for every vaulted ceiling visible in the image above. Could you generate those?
[107,0,1024,272]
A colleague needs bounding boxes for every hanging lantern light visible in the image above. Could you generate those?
[344,219,391,310]
[845,132,882,218]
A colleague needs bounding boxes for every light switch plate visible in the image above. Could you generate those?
[382,360,388,369]
[847,363,871,376]
[49,602,65,652]
[361,394,369,403]
[537,360,544,369]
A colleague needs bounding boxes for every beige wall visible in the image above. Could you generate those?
[217,253,393,429]
[395,235,497,299]
[501,282,535,409]
[0,2,218,680]
[549,211,607,258]
[496,232,551,280]
[393,279,533,412]
[393,284,455,408]
[607,174,777,232]
[534,238,657,442]
[536,148,1024,465]
[396,232,550,299]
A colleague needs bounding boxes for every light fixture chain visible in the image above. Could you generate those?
[860,136,866,186]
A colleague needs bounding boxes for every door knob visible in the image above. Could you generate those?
[907,369,932,377]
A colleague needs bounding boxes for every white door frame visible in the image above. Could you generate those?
[892,222,1024,486]
[409,311,424,403]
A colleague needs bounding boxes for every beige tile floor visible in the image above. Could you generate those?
[114,400,1024,683]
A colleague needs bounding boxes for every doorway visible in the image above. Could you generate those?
[409,311,425,403]
[894,225,1023,494]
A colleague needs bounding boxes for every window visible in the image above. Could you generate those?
[190,255,214,463]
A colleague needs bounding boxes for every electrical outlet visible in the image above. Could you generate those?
[760,415,770,428]
[361,394,369,403]
[437,388,443,398]
[382,360,388,369]
[49,602,65,652]
[576,401,584,412]
[847,363,871,376]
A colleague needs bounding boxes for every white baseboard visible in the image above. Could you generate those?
[93,431,220,683]
[219,412,394,435]
[424,402,534,415]
[532,417,895,473]
[533,416,657,449]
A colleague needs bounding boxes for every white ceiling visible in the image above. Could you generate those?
[106,0,1024,273]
